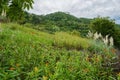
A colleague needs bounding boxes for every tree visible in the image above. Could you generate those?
[90,17,115,37]
[0,0,34,21]
[90,17,120,49]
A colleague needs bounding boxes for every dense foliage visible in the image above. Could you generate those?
[24,12,91,36]
[0,1,120,79]
[90,17,120,49]
[23,12,120,49]
[0,0,34,21]
[90,17,115,36]
[0,23,120,79]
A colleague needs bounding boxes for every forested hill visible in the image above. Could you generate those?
[24,11,92,25]
[24,12,92,36]
[24,12,120,29]
[44,12,81,22]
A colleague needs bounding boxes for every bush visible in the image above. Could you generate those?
[90,17,115,36]
[90,17,120,49]
[113,28,120,49]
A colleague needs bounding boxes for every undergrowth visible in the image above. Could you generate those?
[0,23,119,80]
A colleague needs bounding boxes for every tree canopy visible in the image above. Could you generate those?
[90,17,120,49]
[0,0,34,21]
[90,17,115,36]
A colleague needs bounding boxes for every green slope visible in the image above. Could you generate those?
[0,23,118,80]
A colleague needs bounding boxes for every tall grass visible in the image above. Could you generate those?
[0,23,118,80]
[53,32,90,50]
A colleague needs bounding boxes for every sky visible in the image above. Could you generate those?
[28,0,120,24]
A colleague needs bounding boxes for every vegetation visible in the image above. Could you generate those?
[0,23,120,80]
[53,32,89,50]
[90,17,120,49]
[90,17,115,36]
[0,0,34,21]
[23,12,120,49]
[23,12,91,36]
[0,1,120,79]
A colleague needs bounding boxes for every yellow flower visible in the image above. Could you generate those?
[10,67,15,70]
[46,62,49,67]
[95,57,100,62]
[83,68,89,73]
[34,67,39,72]
[42,76,48,80]
[16,63,20,67]
[117,72,120,77]
[85,56,90,62]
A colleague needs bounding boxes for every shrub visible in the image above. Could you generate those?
[90,17,120,49]
[90,17,115,36]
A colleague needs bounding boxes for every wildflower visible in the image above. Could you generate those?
[118,72,120,76]
[42,76,48,80]
[95,56,100,63]
[34,67,39,72]
[46,62,49,67]
[105,35,109,44]
[83,68,89,73]
[93,32,99,40]
[104,48,108,53]
[87,30,93,38]
[109,36,114,46]
[98,33,102,39]
[111,48,116,54]
[31,32,35,34]
[1,10,6,17]
[16,63,20,67]
[102,35,109,45]
[10,67,15,70]
[85,56,90,62]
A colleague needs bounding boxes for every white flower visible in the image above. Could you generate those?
[102,35,109,45]
[98,33,102,38]
[1,10,6,17]
[87,30,93,38]
[94,32,99,40]
[109,37,114,46]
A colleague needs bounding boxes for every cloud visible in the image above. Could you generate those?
[28,0,120,23]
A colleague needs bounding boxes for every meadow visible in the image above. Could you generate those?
[0,23,120,80]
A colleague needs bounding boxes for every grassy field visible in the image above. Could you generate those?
[0,23,119,80]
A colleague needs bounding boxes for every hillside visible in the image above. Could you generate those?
[44,12,80,22]
[24,12,120,38]
[0,23,120,79]
[24,12,91,36]
[24,12,91,24]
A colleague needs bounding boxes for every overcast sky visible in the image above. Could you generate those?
[28,0,120,23]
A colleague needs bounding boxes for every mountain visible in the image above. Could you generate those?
[25,11,92,25]
[24,12,91,36]
[44,12,81,22]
